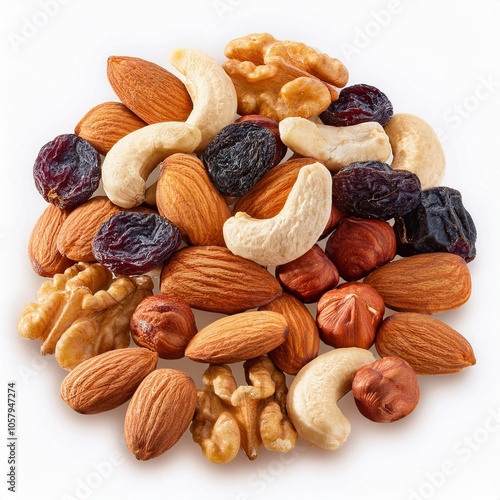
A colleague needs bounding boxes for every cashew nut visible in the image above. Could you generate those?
[170,48,238,151]
[384,113,446,189]
[286,347,376,450]
[102,122,201,208]
[223,162,332,267]
[279,117,392,172]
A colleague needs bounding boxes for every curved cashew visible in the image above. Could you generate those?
[102,122,201,208]
[286,347,376,450]
[223,162,332,267]
[170,48,237,151]
[384,113,446,190]
[279,117,392,172]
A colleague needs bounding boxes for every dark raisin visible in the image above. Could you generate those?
[33,134,101,209]
[331,161,421,220]
[92,212,181,275]
[320,84,393,127]
[201,121,277,197]
[394,186,477,262]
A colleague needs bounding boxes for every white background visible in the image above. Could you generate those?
[1,1,500,499]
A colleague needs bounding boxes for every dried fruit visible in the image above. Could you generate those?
[259,293,320,375]
[352,356,419,423]
[364,253,471,314]
[201,121,278,197]
[33,134,101,209]
[275,244,339,303]
[191,356,297,463]
[320,83,393,127]
[331,161,422,220]
[60,348,158,414]
[185,311,288,364]
[316,282,385,349]
[28,203,74,277]
[394,186,477,262]
[130,295,197,359]
[325,216,396,281]
[160,246,282,314]
[92,212,181,275]
[124,369,197,460]
[375,313,476,375]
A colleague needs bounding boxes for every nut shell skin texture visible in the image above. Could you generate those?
[130,295,197,359]
[325,216,396,281]
[352,356,419,423]
[124,369,197,460]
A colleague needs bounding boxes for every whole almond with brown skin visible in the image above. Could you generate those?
[124,369,197,460]
[29,203,74,277]
[75,102,147,155]
[57,196,155,262]
[185,311,288,364]
[160,246,282,314]
[258,293,319,375]
[107,56,193,124]
[363,253,471,313]
[156,153,231,246]
[375,312,476,375]
[60,348,158,414]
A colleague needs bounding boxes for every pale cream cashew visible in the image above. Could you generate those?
[279,117,392,172]
[286,347,376,450]
[170,48,238,151]
[384,113,446,189]
[102,122,201,208]
[223,162,332,267]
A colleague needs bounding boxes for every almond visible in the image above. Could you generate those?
[258,293,319,375]
[160,246,282,314]
[232,157,317,218]
[60,347,158,414]
[185,311,288,364]
[57,196,155,262]
[375,312,476,375]
[124,369,197,460]
[28,203,74,277]
[75,101,147,155]
[363,253,471,313]
[156,153,231,246]
[107,55,193,124]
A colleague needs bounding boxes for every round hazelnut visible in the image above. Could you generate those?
[352,356,420,423]
[276,244,339,303]
[316,282,385,349]
[130,295,197,359]
[325,216,396,281]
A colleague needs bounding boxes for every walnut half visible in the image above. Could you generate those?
[17,262,154,370]
[190,356,297,463]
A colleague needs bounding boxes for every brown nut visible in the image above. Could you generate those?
[275,244,339,303]
[130,295,197,359]
[352,356,420,423]
[316,282,385,349]
[325,216,396,281]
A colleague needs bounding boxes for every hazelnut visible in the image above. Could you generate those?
[276,244,339,303]
[325,216,396,281]
[130,295,197,359]
[316,282,384,349]
[318,203,345,240]
[352,356,420,423]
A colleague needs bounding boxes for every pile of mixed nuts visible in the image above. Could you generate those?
[18,33,477,463]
